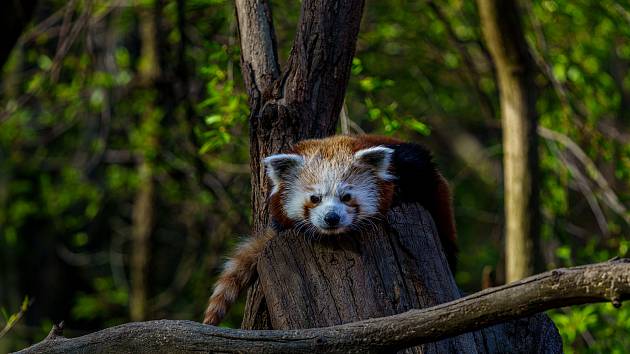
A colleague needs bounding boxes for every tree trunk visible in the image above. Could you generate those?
[233,1,559,352]
[130,0,161,322]
[258,203,560,353]
[235,0,366,328]
[477,0,540,282]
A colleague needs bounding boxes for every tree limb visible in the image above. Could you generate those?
[17,259,630,353]
[235,0,280,101]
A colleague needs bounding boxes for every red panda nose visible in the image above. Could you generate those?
[324,212,341,226]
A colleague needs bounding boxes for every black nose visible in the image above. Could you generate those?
[324,212,341,226]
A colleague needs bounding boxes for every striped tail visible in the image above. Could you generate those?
[203,228,274,325]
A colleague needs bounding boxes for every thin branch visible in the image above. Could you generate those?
[539,126,630,226]
[339,100,349,134]
[0,298,32,339]
[17,260,630,353]
[525,0,630,145]
[427,0,496,121]
[348,118,365,134]
[547,139,610,236]
[523,0,583,121]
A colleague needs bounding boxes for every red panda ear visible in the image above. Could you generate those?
[353,146,395,180]
[263,154,304,192]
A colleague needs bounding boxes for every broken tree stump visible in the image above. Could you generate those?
[252,203,562,353]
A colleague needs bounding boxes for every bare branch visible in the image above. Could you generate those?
[539,126,630,226]
[0,297,32,339]
[235,0,280,100]
[546,139,610,236]
[339,100,349,134]
[426,0,496,121]
[18,260,630,353]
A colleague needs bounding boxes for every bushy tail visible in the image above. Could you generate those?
[203,228,274,325]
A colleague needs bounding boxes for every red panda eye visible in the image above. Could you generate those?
[310,195,321,204]
[341,194,352,202]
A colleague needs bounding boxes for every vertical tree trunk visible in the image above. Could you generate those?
[257,204,560,353]
[232,3,558,352]
[130,0,161,322]
[477,0,540,282]
[130,164,155,321]
[234,0,365,328]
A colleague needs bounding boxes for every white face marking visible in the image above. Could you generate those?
[268,148,392,235]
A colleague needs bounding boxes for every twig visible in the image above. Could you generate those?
[0,297,33,339]
[426,0,496,121]
[545,139,610,236]
[339,100,349,134]
[539,126,630,226]
[347,118,365,134]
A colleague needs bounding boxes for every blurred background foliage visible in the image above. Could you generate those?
[0,0,629,352]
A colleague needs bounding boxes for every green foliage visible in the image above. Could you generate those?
[0,0,629,352]
[197,43,249,153]
[0,297,31,339]
[551,303,630,354]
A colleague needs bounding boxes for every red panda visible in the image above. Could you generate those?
[203,135,457,325]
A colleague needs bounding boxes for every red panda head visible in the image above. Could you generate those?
[264,137,395,235]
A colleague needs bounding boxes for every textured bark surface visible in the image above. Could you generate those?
[237,0,365,232]
[477,0,540,282]
[21,255,630,352]
[257,203,561,353]
[235,0,365,328]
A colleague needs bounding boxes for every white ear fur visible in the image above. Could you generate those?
[353,146,394,180]
[263,154,304,193]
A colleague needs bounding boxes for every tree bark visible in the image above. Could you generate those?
[257,203,560,353]
[235,0,366,328]
[20,258,630,353]
[477,0,540,282]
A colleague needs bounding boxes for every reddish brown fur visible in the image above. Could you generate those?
[272,135,458,268]
[270,188,293,229]
[203,228,274,325]
[270,135,400,229]
[348,135,457,266]
[205,135,458,325]
[268,134,457,263]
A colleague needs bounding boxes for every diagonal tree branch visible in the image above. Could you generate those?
[18,259,630,353]
[539,126,630,226]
